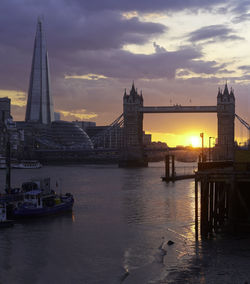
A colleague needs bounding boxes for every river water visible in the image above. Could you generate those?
[0,162,250,284]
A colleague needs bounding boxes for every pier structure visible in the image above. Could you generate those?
[161,154,195,182]
[195,161,250,239]
[119,83,235,167]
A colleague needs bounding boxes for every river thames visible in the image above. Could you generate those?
[0,162,250,283]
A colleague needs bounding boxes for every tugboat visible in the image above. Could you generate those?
[0,202,14,228]
[12,179,74,218]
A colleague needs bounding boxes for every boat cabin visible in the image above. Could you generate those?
[23,190,43,208]
[22,178,51,194]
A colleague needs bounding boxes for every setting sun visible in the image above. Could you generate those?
[189,136,200,148]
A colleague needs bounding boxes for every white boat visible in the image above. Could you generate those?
[0,157,42,169]
[12,160,42,169]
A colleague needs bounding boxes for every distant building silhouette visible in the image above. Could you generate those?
[54,112,61,121]
[25,18,54,124]
[0,98,24,156]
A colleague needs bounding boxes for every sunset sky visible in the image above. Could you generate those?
[1,0,250,146]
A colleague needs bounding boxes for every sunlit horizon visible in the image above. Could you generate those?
[148,131,215,148]
[149,131,249,148]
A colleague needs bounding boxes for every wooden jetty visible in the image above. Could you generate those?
[162,154,195,182]
[195,160,250,239]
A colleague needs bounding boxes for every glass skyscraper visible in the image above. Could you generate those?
[25,18,54,124]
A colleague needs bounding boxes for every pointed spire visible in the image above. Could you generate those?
[130,81,137,98]
[217,87,222,99]
[223,82,229,96]
[131,81,135,92]
[123,88,127,99]
[230,87,235,100]
[140,90,143,102]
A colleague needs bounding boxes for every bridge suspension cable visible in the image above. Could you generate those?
[235,114,250,145]
[91,113,124,148]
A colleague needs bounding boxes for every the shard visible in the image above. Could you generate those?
[25,18,54,124]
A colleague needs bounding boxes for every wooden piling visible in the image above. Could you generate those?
[165,155,170,180]
[195,179,198,240]
[218,184,226,226]
[171,155,175,179]
[200,179,209,237]
[209,181,214,233]
[214,182,219,232]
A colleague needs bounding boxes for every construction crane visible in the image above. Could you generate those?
[235,114,250,146]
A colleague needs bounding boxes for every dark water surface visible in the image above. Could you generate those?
[0,162,250,284]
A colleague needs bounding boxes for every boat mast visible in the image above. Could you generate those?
[2,113,11,193]
[5,135,11,193]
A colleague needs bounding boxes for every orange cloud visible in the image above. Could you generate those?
[58,109,98,121]
[0,89,26,107]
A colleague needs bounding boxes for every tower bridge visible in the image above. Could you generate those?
[119,82,235,167]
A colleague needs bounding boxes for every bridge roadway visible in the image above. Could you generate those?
[140,105,217,113]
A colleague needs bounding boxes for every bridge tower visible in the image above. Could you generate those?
[119,83,147,167]
[215,83,235,160]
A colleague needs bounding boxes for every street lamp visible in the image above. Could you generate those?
[209,137,215,161]
[200,132,204,162]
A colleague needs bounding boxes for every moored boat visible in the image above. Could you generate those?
[13,188,74,218]
[0,156,42,169]
[12,160,42,169]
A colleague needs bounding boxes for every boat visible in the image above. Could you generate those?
[12,160,42,169]
[0,202,14,228]
[0,157,42,169]
[12,179,74,218]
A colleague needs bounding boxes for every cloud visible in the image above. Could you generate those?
[0,3,166,92]
[65,74,108,80]
[54,12,166,51]
[59,109,98,121]
[238,65,250,73]
[72,0,226,13]
[0,89,26,107]
[230,0,250,15]
[153,42,167,54]
[187,24,244,43]
[232,13,250,23]
[0,0,246,130]
[63,44,225,81]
